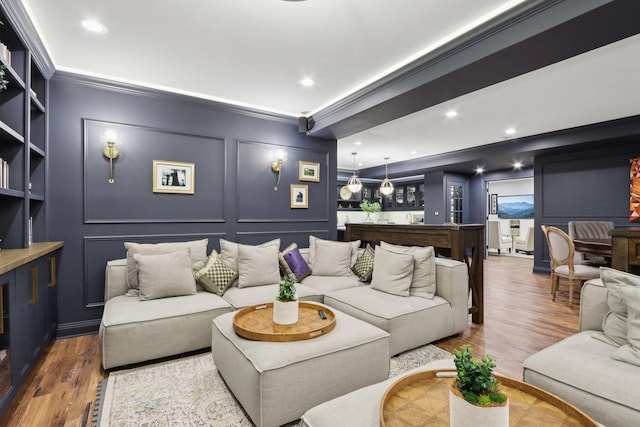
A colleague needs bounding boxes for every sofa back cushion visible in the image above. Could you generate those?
[237,244,281,288]
[380,241,436,299]
[220,238,281,287]
[308,236,360,276]
[370,246,414,297]
[124,239,208,290]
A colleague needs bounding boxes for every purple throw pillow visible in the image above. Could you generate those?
[283,248,312,281]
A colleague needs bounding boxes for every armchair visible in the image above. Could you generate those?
[487,220,511,254]
[515,225,534,254]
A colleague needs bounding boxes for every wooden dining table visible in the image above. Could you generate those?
[573,238,612,257]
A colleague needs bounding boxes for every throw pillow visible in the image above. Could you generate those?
[600,267,640,346]
[370,246,414,297]
[279,243,312,282]
[134,249,197,300]
[380,241,436,299]
[194,251,238,295]
[219,238,280,271]
[124,239,208,289]
[351,244,375,281]
[612,285,640,366]
[237,243,281,288]
[308,236,361,276]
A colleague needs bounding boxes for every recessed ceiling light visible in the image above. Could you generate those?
[354,141,362,145]
[299,77,315,87]
[505,127,517,136]
[445,110,458,118]
[82,19,108,34]
[475,167,484,174]
[357,162,364,167]
[513,161,523,169]
[410,150,418,155]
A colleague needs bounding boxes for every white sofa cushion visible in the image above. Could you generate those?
[380,241,436,299]
[308,236,360,276]
[124,239,208,289]
[237,243,280,288]
[370,246,414,297]
[135,249,197,300]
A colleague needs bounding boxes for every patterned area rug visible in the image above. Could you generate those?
[94,344,452,426]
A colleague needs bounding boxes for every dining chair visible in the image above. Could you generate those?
[541,225,600,305]
[567,220,614,266]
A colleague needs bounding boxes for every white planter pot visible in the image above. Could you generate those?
[273,299,299,325]
[449,387,508,427]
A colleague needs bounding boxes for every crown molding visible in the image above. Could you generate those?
[1,0,55,77]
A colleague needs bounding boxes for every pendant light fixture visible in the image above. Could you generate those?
[347,152,363,193]
[380,157,394,196]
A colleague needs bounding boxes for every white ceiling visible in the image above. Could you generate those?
[20,0,640,171]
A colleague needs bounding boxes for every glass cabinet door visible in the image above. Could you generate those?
[449,185,463,224]
[406,185,416,208]
[395,187,404,207]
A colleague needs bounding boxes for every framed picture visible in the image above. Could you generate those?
[298,161,320,182]
[290,184,308,208]
[152,160,195,194]
[489,193,498,215]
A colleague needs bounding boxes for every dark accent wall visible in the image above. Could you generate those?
[533,141,639,274]
[49,74,336,337]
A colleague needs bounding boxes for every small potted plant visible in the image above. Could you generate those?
[359,200,381,223]
[450,345,508,427]
[273,273,298,325]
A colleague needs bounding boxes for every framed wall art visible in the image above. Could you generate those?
[299,161,320,182]
[489,193,498,215]
[153,160,195,194]
[631,156,640,222]
[290,184,308,208]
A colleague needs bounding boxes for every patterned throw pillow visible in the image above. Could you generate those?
[194,251,238,295]
[351,244,375,281]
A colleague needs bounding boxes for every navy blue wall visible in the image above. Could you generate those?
[533,141,639,273]
[48,74,336,337]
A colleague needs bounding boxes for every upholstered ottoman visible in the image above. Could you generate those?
[211,304,390,427]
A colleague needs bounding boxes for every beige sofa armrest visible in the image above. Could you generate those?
[579,278,608,332]
[105,258,129,301]
[434,257,469,333]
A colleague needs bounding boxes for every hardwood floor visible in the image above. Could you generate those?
[0,255,580,427]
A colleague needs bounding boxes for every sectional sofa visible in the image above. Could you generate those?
[98,237,469,369]
[523,268,640,427]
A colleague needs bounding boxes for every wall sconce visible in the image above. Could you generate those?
[101,129,120,184]
[272,149,287,191]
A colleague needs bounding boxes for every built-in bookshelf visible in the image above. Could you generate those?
[0,7,48,249]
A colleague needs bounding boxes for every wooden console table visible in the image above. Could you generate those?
[610,227,640,275]
[345,223,484,324]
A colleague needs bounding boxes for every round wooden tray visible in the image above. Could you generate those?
[233,301,336,342]
[380,369,598,426]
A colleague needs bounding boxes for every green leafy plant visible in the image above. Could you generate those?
[359,200,381,213]
[276,273,297,302]
[452,345,507,406]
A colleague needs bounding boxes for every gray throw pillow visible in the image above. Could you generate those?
[124,239,208,289]
[600,267,640,346]
[194,251,238,295]
[308,236,360,276]
[380,241,436,299]
[612,285,640,366]
[237,244,281,288]
[370,246,414,297]
[134,249,197,300]
[219,238,280,286]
